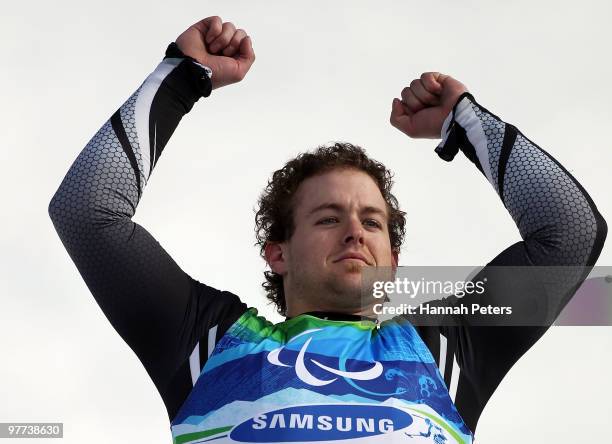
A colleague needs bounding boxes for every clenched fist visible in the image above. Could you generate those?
[175,16,255,90]
[390,73,468,139]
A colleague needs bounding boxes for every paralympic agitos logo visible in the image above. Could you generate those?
[266,328,383,386]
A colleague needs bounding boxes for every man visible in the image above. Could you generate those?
[48,16,607,444]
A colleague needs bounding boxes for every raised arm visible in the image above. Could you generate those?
[48,17,254,420]
[390,73,607,433]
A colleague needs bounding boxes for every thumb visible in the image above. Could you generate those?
[433,72,450,86]
[390,98,413,130]
[237,36,255,70]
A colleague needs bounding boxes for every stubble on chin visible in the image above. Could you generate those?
[324,264,367,310]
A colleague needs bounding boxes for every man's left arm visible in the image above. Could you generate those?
[391,74,608,433]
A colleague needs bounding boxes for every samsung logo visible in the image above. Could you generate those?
[229,404,413,442]
[252,413,394,432]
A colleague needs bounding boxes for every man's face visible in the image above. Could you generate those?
[268,167,398,314]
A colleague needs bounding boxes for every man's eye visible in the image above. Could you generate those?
[364,219,382,229]
[317,217,338,225]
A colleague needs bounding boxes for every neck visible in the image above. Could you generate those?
[286,310,378,323]
[285,298,377,320]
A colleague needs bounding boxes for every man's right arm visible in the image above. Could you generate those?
[48,17,254,420]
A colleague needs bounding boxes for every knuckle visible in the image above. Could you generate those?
[210,27,222,37]
[410,78,420,89]
[420,71,433,81]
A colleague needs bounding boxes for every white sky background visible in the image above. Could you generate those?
[1,0,611,442]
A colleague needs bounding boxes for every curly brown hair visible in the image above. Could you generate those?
[254,142,406,316]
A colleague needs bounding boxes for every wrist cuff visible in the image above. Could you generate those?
[434,92,475,162]
[163,42,213,98]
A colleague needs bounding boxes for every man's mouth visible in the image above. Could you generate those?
[334,253,371,265]
[340,257,368,264]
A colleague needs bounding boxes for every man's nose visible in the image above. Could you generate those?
[343,217,364,245]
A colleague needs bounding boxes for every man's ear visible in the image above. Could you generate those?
[264,241,287,275]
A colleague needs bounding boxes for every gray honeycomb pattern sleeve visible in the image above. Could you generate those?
[48,45,247,420]
[418,92,608,433]
[435,92,606,269]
